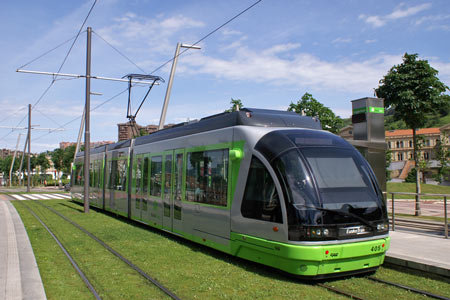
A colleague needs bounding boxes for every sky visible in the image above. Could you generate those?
[0,0,449,153]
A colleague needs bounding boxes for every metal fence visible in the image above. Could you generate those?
[386,192,449,239]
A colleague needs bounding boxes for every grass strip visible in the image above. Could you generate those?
[14,200,170,300]
[13,200,93,300]
[387,183,450,200]
[25,199,345,300]
[375,265,450,298]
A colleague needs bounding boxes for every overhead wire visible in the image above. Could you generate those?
[0,106,27,125]
[32,88,129,142]
[52,0,98,82]
[148,0,263,75]
[92,31,148,74]
[33,107,64,128]
[23,0,263,145]
[17,34,78,70]
[19,0,98,112]
[2,35,78,128]
[1,0,98,147]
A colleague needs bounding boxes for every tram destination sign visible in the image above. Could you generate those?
[340,225,368,236]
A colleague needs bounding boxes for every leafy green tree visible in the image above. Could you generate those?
[62,145,76,175]
[375,53,449,216]
[385,149,392,182]
[225,98,244,112]
[434,135,450,183]
[405,168,417,183]
[35,152,50,184]
[51,148,64,186]
[288,93,343,133]
[0,155,20,184]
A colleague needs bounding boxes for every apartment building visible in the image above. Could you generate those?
[340,124,450,180]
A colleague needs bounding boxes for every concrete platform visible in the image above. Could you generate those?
[385,230,450,278]
[0,197,46,300]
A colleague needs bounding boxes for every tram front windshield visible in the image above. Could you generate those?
[273,145,384,224]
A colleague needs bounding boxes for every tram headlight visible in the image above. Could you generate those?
[305,226,334,239]
[376,222,389,232]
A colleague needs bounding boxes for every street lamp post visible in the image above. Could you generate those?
[158,43,201,130]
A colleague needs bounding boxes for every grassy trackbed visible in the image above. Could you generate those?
[14,199,450,300]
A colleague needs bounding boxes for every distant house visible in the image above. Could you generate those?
[339,124,450,182]
[117,121,175,141]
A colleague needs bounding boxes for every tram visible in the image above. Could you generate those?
[71,108,390,279]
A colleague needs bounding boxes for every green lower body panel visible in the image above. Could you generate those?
[231,232,390,277]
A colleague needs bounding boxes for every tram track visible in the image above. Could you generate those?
[318,274,450,300]
[18,200,102,300]
[21,200,182,300]
[18,199,450,300]
[317,283,368,300]
[367,276,450,300]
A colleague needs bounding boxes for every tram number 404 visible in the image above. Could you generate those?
[370,245,383,252]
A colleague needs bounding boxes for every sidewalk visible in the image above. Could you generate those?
[385,230,450,277]
[0,196,46,300]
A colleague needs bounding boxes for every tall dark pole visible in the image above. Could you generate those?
[83,27,91,213]
[27,104,31,192]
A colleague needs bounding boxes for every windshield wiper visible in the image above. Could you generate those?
[315,207,376,230]
[295,204,376,230]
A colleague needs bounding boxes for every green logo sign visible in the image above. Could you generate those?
[352,106,384,114]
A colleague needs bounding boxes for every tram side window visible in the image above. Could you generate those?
[135,158,142,195]
[186,149,229,207]
[115,159,127,191]
[96,160,102,188]
[89,162,94,188]
[241,156,282,223]
[107,160,115,190]
[150,156,162,197]
[143,157,149,195]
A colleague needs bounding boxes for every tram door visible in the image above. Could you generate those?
[162,149,184,233]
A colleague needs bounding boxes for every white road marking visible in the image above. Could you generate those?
[21,194,40,200]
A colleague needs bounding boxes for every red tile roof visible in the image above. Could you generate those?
[385,128,441,137]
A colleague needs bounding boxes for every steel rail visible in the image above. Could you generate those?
[34,200,182,300]
[368,277,450,300]
[18,201,102,300]
[317,283,368,300]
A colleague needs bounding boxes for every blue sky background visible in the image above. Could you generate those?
[0,0,449,153]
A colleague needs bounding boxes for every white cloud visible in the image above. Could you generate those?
[96,14,205,54]
[261,43,301,55]
[181,44,405,94]
[387,3,431,19]
[221,29,243,36]
[359,3,432,28]
[359,15,385,28]
[365,39,377,44]
[332,37,352,44]
[416,14,450,25]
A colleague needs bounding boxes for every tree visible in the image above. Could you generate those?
[0,155,20,184]
[385,149,392,182]
[288,93,343,133]
[225,98,244,112]
[51,148,64,186]
[36,152,50,184]
[434,134,450,183]
[62,145,76,175]
[375,53,449,216]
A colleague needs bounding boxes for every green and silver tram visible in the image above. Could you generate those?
[71,108,390,279]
